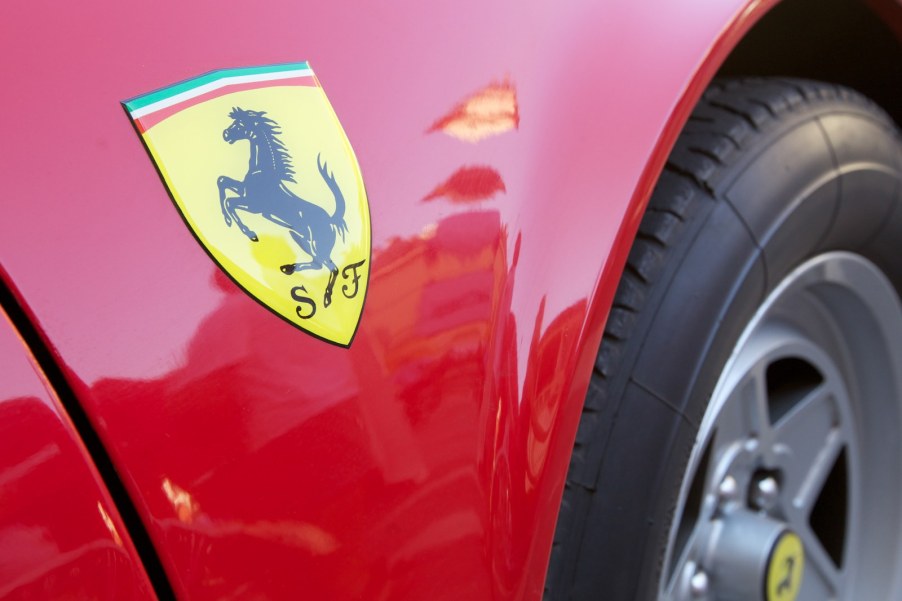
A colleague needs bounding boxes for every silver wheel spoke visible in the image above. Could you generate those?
[773,385,845,511]
[744,364,772,440]
[795,520,843,596]
[707,365,771,466]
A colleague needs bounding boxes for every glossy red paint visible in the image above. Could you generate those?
[0,309,155,600]
[423,166,507,203]
[0,0,815,598]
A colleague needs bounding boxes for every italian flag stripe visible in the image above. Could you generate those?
[123,62,316,129]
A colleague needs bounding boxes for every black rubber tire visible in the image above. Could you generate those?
[544,78,902,600]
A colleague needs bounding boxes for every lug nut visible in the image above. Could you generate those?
[751,475,779,511]
[689,569,709,597]
[718,475,740,504]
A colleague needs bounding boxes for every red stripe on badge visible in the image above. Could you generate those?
[135,75,317,132]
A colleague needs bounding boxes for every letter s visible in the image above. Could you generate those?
[291,285,317,319]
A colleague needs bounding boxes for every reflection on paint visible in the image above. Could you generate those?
[97,502,124,546]
[427,80,519,143]
[423,166,506,203]
[177,519,339,555]
[79,198,590,599]
[419,222,438,240]
[0,442,60,489]
[521,300,586,491]
[162,478,200,524]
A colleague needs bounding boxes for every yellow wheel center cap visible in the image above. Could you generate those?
[765,530,804,601]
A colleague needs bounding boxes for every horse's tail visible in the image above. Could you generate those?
[317,154,349,242]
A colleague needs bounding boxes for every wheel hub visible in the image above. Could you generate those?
[662,253,902,600]
[699,510,804,601]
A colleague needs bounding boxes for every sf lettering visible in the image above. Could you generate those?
[291,259,366,319]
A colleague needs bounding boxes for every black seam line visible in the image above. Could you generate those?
[629,377,694,429]
[867,177,902,247]
[813,116,843,252]
[0,278,177,601]
[722,195,770,290]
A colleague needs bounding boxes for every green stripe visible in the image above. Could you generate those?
[124,61,310,112]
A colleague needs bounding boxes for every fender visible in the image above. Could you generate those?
[0,0,898,599]
[0,308,156,599]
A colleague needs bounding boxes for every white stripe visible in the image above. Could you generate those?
[131,68,314,118]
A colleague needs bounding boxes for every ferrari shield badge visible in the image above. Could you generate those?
[124,62,370,347]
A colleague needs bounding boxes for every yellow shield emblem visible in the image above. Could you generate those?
[124,62,370,347]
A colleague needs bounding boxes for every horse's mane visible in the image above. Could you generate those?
[230,108,297,183]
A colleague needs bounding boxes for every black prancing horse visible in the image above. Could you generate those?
[777,556,795,596]
[217,107,348,307]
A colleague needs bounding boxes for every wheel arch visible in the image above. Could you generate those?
[719,0,902,125]
[582,0,902,387]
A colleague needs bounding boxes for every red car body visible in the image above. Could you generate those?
[1,0,900,599]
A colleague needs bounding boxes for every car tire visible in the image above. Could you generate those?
[545,78,902,600]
